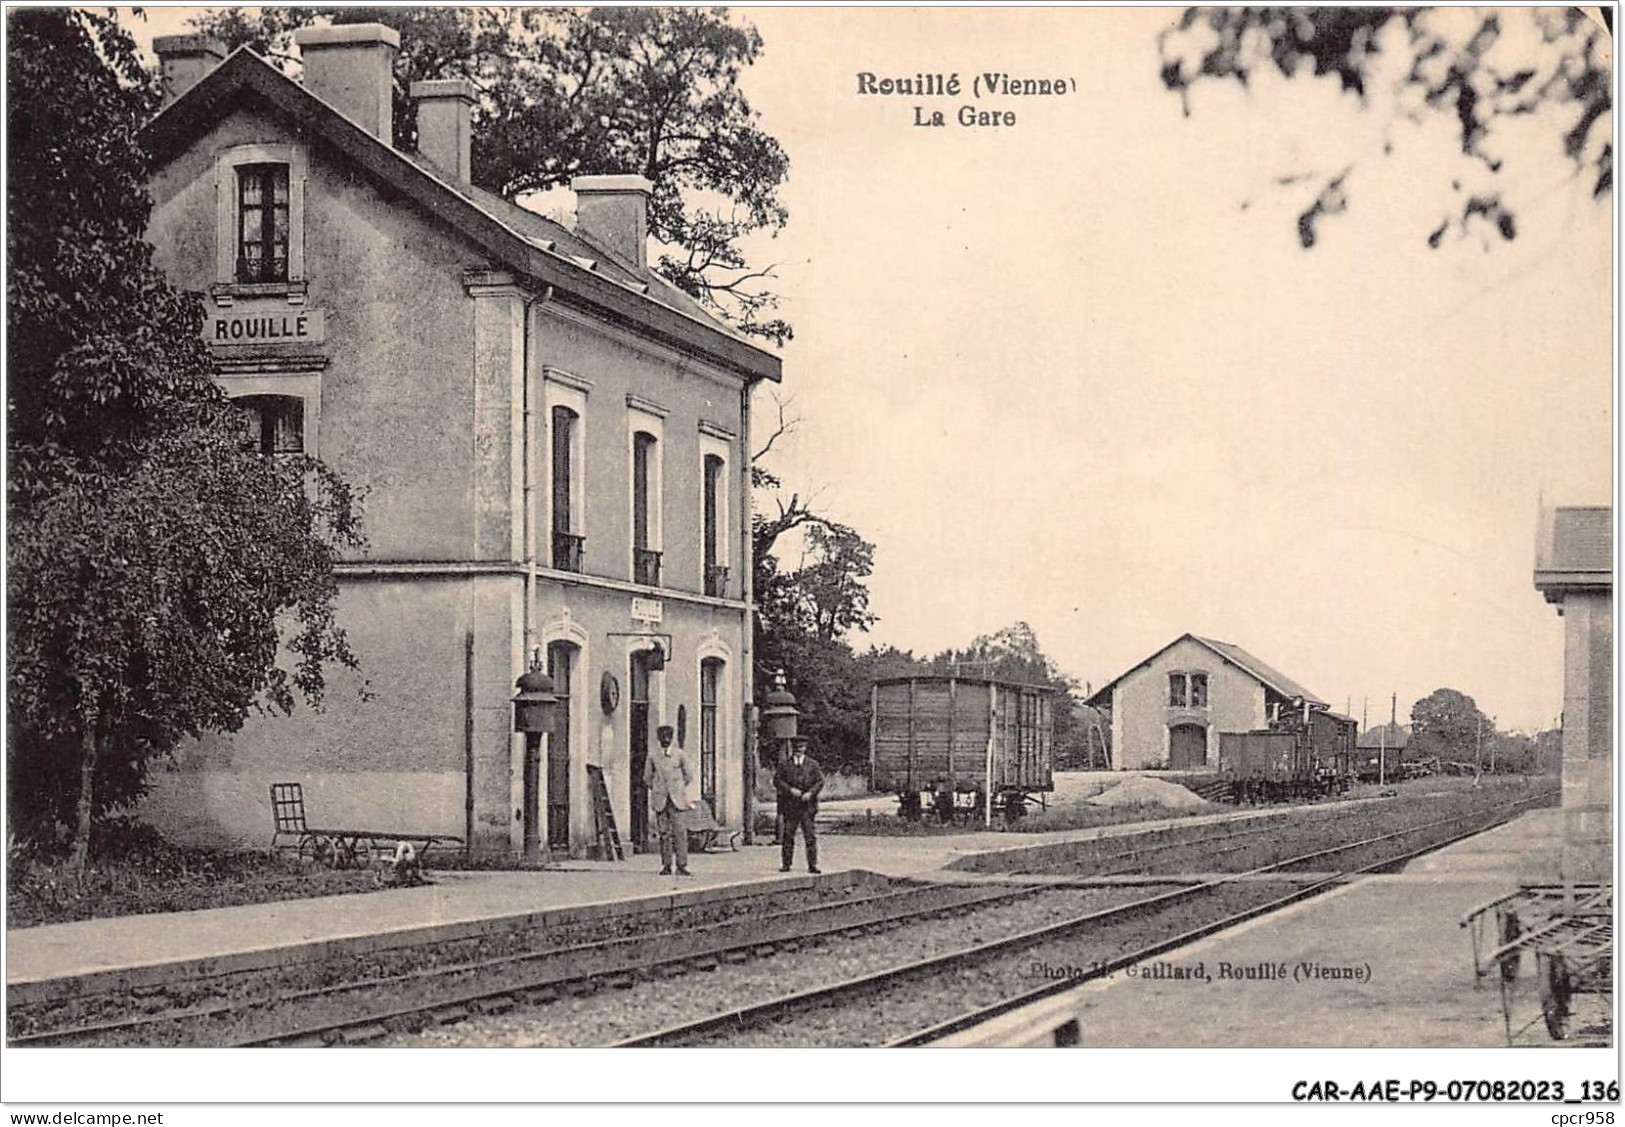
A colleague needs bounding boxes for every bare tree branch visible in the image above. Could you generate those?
[751,390,798,463]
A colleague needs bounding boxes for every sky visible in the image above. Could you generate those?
[122,5,1614,732]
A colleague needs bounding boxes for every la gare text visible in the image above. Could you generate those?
[856,71,1076,129]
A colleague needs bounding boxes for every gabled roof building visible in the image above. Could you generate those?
[138,27,780,858]
[1086,634,1333,771]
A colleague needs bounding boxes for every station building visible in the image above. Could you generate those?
[1087,634,1333,770]
[1532,505,1613,882]
[136,26,781,858]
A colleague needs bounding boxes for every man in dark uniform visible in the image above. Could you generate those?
[775,736,824,874]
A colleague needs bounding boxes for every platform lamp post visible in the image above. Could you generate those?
[512,651,558,864]
[761,670,801,847]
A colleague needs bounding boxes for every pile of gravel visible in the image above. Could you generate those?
[1084,776,1211,810]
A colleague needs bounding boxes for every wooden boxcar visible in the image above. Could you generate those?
[1218,708,1357,803]
[869,676,1054,823]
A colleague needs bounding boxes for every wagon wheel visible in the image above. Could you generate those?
[899,792,922,823]
[1497,910,1523,983]
[339,838,373,870]
[1539,954,1574,1040]
[310,835,340,869]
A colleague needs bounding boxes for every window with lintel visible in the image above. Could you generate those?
[236,164,290,284]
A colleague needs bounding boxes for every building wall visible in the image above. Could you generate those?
[535,307,745,592]
[1110,638,1266,769]
[138,87,754,858]
[141,575,514,849]
[1559,590,1612,882]
[146,106,487,562]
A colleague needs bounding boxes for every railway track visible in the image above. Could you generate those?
[1015,788,1545,878]
[1016,816,1306,877]
[616,791,1551,1048]
[13,787,1551,1048]
[10,877,1047,1048]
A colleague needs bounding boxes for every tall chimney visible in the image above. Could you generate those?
[572,175,653,271]
[294,23,400,142]
[411,79,474,186]
[153,35,225,108]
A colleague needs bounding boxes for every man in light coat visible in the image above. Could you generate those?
[644,724,695,876]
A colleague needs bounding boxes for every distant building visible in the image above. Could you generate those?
[1532,505,1612,882]
[1087,634,1329,770]
[137,28,781,858]
[1355,722,1410,776]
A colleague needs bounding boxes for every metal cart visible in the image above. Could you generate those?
[1462,883,1612,1044]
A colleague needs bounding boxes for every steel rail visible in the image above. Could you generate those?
[615,791,1552,1048]
[888,793,1553,1046]
[8,879,1029,1048]
[226,879,1039,1047]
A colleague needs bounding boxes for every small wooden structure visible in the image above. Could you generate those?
[869,675,1054,824]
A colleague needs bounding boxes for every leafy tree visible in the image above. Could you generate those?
[929,622,1092,769]
[6,9,364,864]
[1409,687,1493,768]
[190,7,793,343]
[1159,7,1612,247]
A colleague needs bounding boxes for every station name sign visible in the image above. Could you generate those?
[206,308,326,346]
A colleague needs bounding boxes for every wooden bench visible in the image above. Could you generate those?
[686,799,740,853]
[270,783,462,870]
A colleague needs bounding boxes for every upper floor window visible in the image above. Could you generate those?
[236,165,290,284]
[703,454,726,597]
[551,405,584,572]
[237,394,304,455]
[1168,672,1209,709]
[632,430,660,586]
[214,145,306,291]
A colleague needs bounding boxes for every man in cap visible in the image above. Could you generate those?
[645,723,695,876]
[774,735,824,874]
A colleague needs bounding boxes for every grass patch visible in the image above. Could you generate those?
[7,819,382,930]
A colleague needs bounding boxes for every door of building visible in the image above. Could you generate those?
[629,652,652,851]
[1169,723,1207,770]
[546,643,574,852]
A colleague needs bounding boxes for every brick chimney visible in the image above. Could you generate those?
[153,35,225,107]
[572,175,653,270]
[295,23,399,142]
[410,79,474,186]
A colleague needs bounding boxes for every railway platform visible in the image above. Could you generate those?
[940,808,1595,1048]
[6,791,1385,1005]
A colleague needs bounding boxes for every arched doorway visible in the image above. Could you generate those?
[545,642,576,852]
[1169,723,1207,770]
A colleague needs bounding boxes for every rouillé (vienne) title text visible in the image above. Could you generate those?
[855,71,1077,128]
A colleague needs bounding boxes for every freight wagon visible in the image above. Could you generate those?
[869,676,1055,824]
[1217,706,1357,804]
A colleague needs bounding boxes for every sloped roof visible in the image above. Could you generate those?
[142,47,779,383]
[1356,722,1410,751]
[1534,505,1611,600]
[1086,633,1328,709]
[1194,636,1326,707]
